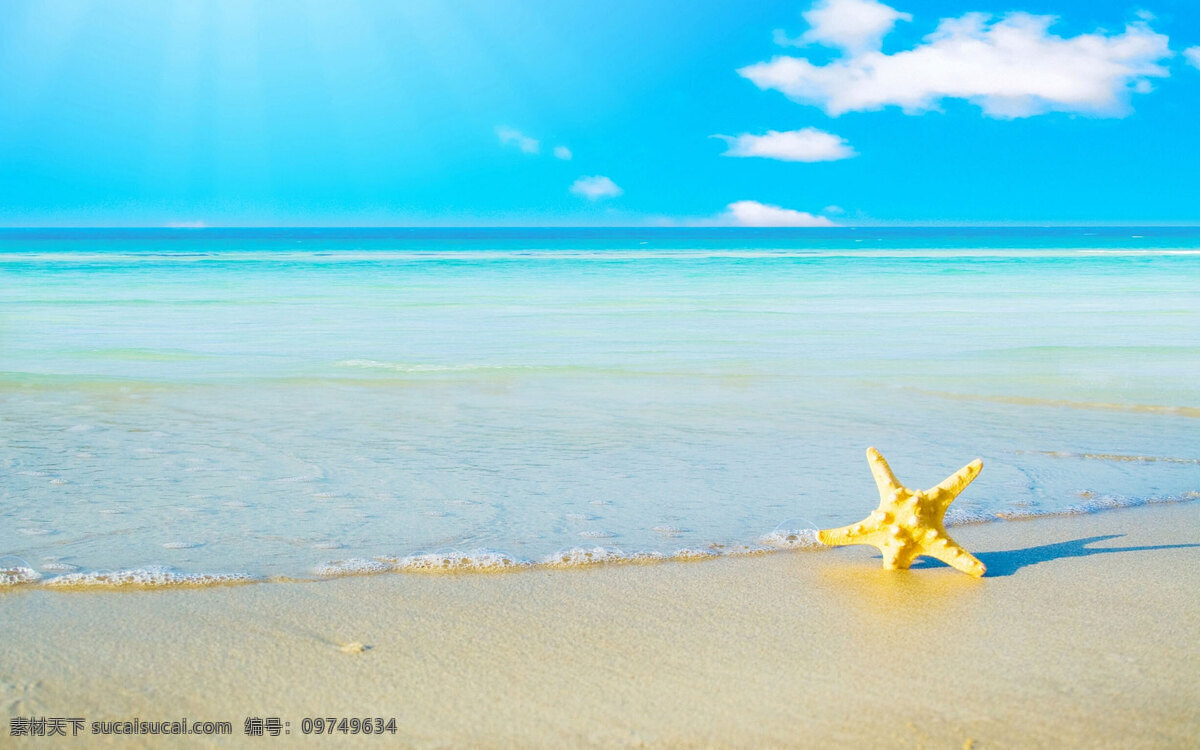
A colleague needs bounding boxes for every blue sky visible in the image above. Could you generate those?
[1,0,1198,227]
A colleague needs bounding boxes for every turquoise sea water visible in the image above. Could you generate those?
[2,228,1198,585]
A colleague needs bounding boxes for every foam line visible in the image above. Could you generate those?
[5,494,1195,590]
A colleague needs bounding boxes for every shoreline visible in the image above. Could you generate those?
[2,502,1197,748]
[5,495,1198,591]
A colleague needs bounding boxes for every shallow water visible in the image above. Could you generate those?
[2,228,1198,586]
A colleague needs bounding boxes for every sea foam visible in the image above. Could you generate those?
[759,528,822,549]
[0,565,41,587]
[313,559,391,577]
[390,550,529,573]
[43,566,253,589]
[944,491,1200,526]
[6,491,1198,591]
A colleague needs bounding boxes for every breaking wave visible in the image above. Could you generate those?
[3,493,1195,590]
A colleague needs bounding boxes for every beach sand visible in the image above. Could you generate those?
[2,502,1197,749]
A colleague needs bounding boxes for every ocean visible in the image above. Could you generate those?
[2,227,1198,586]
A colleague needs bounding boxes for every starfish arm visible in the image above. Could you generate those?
[932,458,983,507]
[818,523,882,548]
[865,447,902,498]
[923,538,986,578]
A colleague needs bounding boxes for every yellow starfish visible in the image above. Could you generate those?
[818,448,986,577]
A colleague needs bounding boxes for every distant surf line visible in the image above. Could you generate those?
[905,388,1200,419]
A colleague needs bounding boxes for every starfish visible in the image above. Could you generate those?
[818,448,987,577]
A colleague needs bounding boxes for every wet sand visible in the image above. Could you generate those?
[2,502,1197,748]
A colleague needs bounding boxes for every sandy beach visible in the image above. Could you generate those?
[4,0,1200,746]
[3,501,1197,748]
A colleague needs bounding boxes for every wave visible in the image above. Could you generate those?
[335,359,547,374]
[944,490,1199,525]
[912,388,1200,418]
[0,564,41,586]
[759,528,822,549]
[1023,450,1200,465]
[392,551,529,572]
[40,566,255,590]
[312,559,393,577]
[330,360,684,380]
[4,248,1200,265]
[3,493,1195,590]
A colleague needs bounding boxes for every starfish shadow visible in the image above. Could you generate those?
[907,534,1200,577]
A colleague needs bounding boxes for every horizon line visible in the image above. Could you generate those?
[2,224,1200,231]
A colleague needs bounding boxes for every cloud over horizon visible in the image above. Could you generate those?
[570,175,622,200]
[716,128,856,162]
[741,3,1171,118]
[716,200,835,227]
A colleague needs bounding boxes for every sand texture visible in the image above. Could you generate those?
[2,502,1198,748]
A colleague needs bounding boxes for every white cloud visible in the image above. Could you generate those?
[715,128,856,162]
[741,6,1171,118]
[496,126,540,154]
[570,175,622,200]
[553,145,573,160]
[791,0,912,54]
[718,200,835,227]
[1186,46,1200,70]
